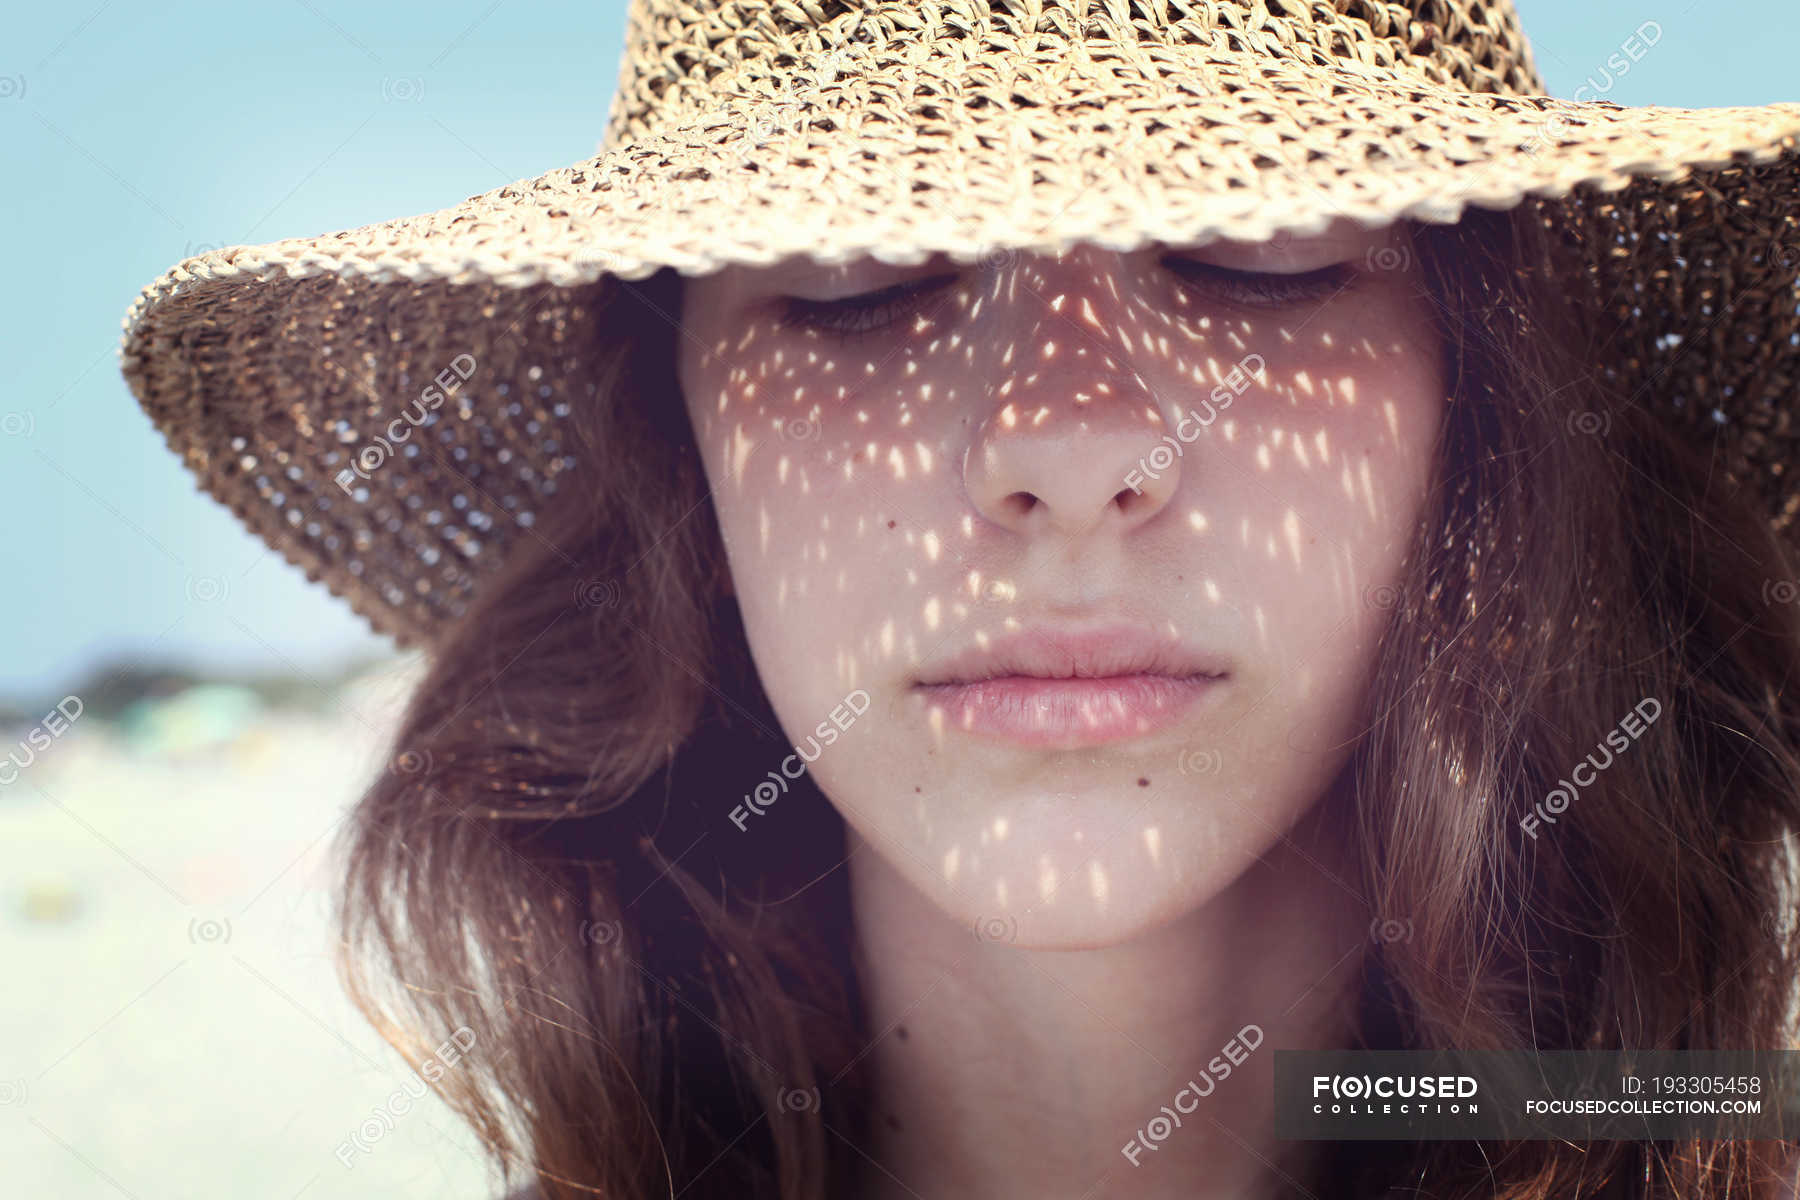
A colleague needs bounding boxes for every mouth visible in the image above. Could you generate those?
[911,624,1229,748]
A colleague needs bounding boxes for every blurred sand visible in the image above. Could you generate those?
[0,653,500,1198]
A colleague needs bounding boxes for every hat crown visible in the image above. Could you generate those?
[602,0,1544,145]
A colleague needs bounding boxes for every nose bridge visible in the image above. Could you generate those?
[961,250,1182,538]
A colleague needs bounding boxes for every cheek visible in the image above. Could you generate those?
[1206,341,1445,761]
[682,352,930,723]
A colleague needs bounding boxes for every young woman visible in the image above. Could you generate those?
[118,1,1800,1196]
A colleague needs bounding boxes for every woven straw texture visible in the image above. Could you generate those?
[118,0,1800,649]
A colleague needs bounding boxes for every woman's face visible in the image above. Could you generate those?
[676,219,1446,948]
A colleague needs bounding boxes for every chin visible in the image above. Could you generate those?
[832,757,1311,952]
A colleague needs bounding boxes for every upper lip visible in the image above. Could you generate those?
[913,622,1231,686]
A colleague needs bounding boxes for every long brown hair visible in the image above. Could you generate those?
[331,201,1800,1199]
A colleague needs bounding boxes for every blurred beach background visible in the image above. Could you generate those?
[2,1,1795,1195]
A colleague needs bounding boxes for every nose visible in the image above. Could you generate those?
[961,256,1180,540]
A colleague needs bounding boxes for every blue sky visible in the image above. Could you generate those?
[2,0,1794,702]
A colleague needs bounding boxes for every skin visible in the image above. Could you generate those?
[677,218,1447,1198]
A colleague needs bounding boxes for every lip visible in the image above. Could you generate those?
[911,624,1229,748]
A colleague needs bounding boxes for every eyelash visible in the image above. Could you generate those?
[777,260,1353,336]
[1162,257,1354,308]
[779,274,960,337]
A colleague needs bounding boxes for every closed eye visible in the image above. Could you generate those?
[778,273,960,337]
[776,256,1354,337]
[1161,256,1355,309]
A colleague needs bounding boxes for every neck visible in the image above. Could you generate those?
[842,800,1369,1200]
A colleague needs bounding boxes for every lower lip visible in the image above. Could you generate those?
[912,674,1225,748]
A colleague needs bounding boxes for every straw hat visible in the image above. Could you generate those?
[118,0,1800,650]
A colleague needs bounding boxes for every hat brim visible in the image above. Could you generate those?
[119,45,1800,647]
